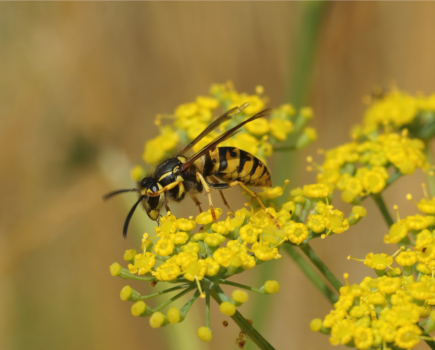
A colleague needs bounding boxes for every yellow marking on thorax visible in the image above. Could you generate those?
[178,182,185,198]
[175,175,185,198]
[158,171,172,182]
[178,156,186,163]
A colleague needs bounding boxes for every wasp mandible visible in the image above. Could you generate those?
[104,102,279,237]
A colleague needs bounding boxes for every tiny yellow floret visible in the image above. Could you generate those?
[131,301,147,317]
[150,312,166,328]
[197,327,212,342]
[310,318,323,332]
[120,286,133,301]
[264,280,280,294]
[232,290,249,304]
[110,262,121,276]
[167,307,181,324]
[220,301,236,316]
[123,249,137,261]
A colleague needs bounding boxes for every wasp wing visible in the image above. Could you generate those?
[180,102,249,155]
[180,108,272,171]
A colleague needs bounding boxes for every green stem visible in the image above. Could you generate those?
[298,243,343,292]
[371,192,394,227]
[119,268,156,281]
[205,288,211,329]
[219,279,263,294]
[180,290,201,318]
[275,1,328,188]
[287,1,329,108]
[141,283,192,300]
[386,171,402,188]
[155,255,167,262]
[425,143,435,197]
[211,285,276,350]
[152,285,196,312]
[283,244,338,303]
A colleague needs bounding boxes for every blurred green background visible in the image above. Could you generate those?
[2,2,435,350]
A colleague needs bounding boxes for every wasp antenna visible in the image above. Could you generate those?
[123,195,144,238]
[102,188,140,201]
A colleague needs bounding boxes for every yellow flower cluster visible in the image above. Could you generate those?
[110,175,366,342]
[381,191,435,277]
[312,267,435,350]
[139,82,316,169]
[311,271,435,349]
[312,129,429,204]
[121,204,298,284]
[309,88,435,350]
[308,88,435,205]
[360,88,435,134]
[312,191,435,349]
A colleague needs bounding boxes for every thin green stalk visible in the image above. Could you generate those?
[211,285,276,350]
[298,243,342,292]
[180,290,201,318]
[205,289,211,329]
[243,259,279,350]
[371,192,394,227]
[385,171,402,188]
[425,143,435,197]
[283,244,338,303]
[287,1,329,109]
[119,268,156,281]
[219,279,263,293]
[141,283,192,300]
[152,285,196,312]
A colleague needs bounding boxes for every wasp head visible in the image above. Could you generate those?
[139,177,165,221]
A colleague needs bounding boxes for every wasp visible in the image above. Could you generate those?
[103,103,278,237]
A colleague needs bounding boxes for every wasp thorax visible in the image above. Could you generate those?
[139,177,165,221]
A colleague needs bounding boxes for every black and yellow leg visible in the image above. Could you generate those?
[228,181,281,229]
[196,172,217,221]
[191,194,203,214]
[209,176,234,215]
[147,181,182,197]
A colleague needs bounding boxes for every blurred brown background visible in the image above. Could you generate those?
[1,2,435,350]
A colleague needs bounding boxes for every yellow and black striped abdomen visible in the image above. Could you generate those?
[203,147,272,187]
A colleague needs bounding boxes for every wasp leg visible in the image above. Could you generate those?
[228,181,281,229]
[191,194,203,214]
[196,172,217,221]
[147,181,182,197]
[165,203,171,213]
[209,176,234,215]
